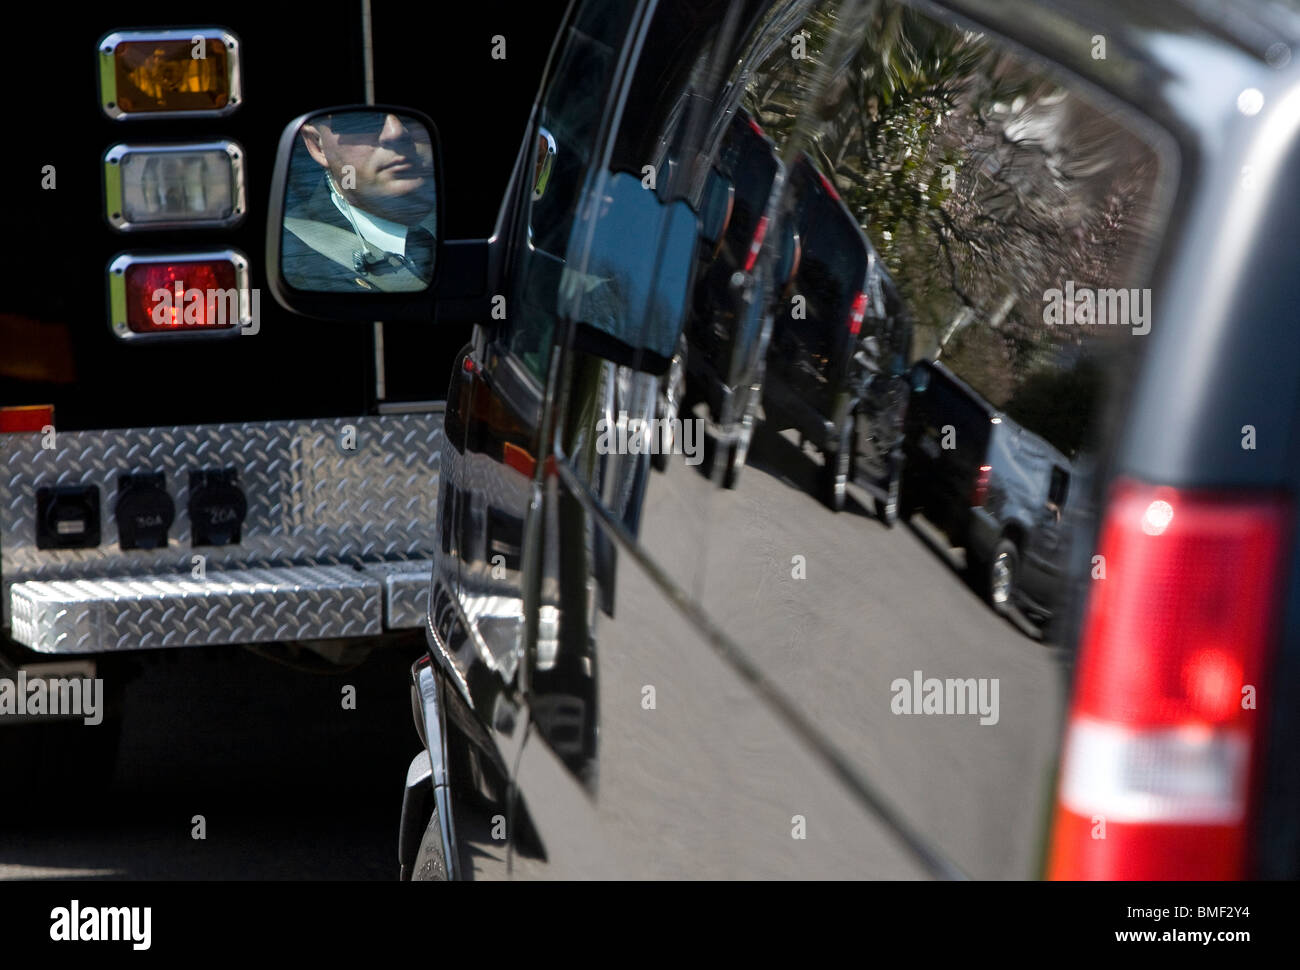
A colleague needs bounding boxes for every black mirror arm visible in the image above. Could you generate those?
[432,238,494,325]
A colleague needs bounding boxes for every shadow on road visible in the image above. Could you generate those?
[0,637,428,880]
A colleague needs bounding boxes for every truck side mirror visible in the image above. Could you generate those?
[266,104,447,322]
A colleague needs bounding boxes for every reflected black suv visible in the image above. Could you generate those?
[762,153,913,519]
[901,359,1073,623]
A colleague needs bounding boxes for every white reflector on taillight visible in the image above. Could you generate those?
[105,142,245,231]
[1058,717,1250,825]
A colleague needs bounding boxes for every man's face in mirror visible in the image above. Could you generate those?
[300,112,435,226]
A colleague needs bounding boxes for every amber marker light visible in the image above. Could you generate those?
[98,29,241,120]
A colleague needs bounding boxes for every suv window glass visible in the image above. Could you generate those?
[502,2,639,382]
[743,2,1165,458]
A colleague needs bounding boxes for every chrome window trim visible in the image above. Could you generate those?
[103,140,247,232]
[106,249,252,342]
[98,28,242,121]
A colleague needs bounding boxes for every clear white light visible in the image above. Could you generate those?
[106,142,245,231]
[1237,88,1264,116]
[1142,499,1175,535]
[123,152,232,221]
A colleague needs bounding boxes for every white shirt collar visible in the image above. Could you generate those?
[328,177,436,257]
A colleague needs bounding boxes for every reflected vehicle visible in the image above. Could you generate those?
[902,359,1074,625]
[679,109,783,487]
[279,109,439,293]
[761,154,913,519]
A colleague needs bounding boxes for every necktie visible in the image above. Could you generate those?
[404,228,435,281]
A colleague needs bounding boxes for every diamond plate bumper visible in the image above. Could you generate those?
[8,562,435,654]
[1,414,443,644]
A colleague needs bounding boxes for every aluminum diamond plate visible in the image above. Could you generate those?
[10,565,382,653]
[1,414,443,628]
[359,559,433,630]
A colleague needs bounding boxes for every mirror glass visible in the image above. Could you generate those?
[280,109,438,293]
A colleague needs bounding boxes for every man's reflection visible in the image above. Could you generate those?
[282,111,437,292]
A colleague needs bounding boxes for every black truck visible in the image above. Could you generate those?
[0,4,564,801]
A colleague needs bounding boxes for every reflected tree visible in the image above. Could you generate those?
[744,0,1160,447]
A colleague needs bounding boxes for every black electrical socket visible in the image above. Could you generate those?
[188,468,247,546]
[115,472,176,550]
[36,484,101,549]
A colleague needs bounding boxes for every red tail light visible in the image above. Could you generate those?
[1047,481,1290,880]
[846,290,867,336]
[125,260,239,333]
[743,215,769,273]
[747,116,765,136]
[971,464,992,506]
[0,405,54,433]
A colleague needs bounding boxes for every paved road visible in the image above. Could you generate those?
[693,425,1072,878]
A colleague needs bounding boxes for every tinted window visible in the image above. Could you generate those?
[503,2,639,382]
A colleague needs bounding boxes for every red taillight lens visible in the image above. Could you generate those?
[1047,481,1290,880]
[747,116,765,136]
[124,260,239,333]
[0,405,54,433]
[743,215,769,273]
[972,464,992,507]
[846,290,867,336]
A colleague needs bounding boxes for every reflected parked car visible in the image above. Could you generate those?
[679,109,784,487]
[762,154,913,519]
[901,358,1074,623]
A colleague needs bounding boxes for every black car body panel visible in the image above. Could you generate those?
[398,0,1300,881]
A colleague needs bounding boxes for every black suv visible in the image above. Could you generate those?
[902,359,1073,623]
[262,0,1300,882]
